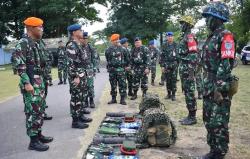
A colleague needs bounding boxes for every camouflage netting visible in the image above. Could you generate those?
[139,93,165,114]
[137,108,177,148]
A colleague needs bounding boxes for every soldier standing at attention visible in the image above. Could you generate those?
[201,2,236,159]
[130,37,150,100]
[13,17,53,151]
[160,32,178,101]
[148,40,160,86]
[80,32,97,108]
[120,37,133,97]
[105,34,129,105]
[66,24,92,129]
[178,16,198,125]
[57,40,68,85]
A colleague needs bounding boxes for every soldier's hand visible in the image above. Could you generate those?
[25,83,34,95]
[214,90,223,104]
[161,67,165,73]
[144,68,150,75]
[74,77,80,86]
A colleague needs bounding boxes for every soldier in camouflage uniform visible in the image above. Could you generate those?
[96,52,101,73]
[178,16,198,125]
[201,2,236,159]
[130,37,150,100]
[160,32,178,101]
[80,32,97,108]
[120,38,133,96]
[57,40,68,85]
[105,34,129,105]
[66,24,92,129]
[148,40,160,86]
[158,53,165,86]
[12,17,53,151]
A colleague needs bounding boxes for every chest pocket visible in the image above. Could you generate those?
[134,51,143,64]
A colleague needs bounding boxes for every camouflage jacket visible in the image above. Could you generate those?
[178,31,198,65]
[39,40,53,80]
[105,45,129,71]
[160,41,178,68]
[83,43,97,70]
[66,40,92,78]
[130,46,150,69]
[202,25,235,96]
[57,47,67,65]
[149,47,160,66]
[12,35,46,86]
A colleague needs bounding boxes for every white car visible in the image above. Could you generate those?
[241,45,250,65]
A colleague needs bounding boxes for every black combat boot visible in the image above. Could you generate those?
[63,79,67,84]
[72,117,89,129]
[79,114,92,123]
[165,91,171,99]
[58,80,63,85]
[28,136,49,151]
[159,81,164,86]
[181,111,197,125]
[49,80,53,86]
[38,131,53,143]
[43,113,53,120]
[128,88,133,96]
[120,95,127,105]
[171,92,176,101]
[89,97,95,108]
[108,96,117,104]
[151,79,155,86]
[142,90,147,97]
[130,90,138,100]
[97,69,100,73]
[85,98,89,108]
[82,108,91,114]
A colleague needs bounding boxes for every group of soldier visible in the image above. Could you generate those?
[11,1,236,159]
[105,2,236,159]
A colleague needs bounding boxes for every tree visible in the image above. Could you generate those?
[0,0,107,45]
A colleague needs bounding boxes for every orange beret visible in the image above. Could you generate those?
[24,17,43,27]
[110,34,120,42]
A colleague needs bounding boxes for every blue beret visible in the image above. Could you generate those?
[67,24,82,32]
[120,38,128,44]
[134,37,141,42]
[148,40,154,45]
[166,32,174,36]
[83,32,88,38]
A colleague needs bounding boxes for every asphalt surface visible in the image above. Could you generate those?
[0,68,108,159]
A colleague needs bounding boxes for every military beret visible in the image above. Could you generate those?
[149,40,154,45]
[67,24,82,32]
[24,17,43,27]
[134,37,141,42]
[120,38,128,44]
[166,32,174,36]
[83,32,88,38]
[110,34,120,42]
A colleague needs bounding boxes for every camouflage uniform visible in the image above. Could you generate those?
[149,47,159,85]
[96,52,101,73]
[196,51,203,99]
[13,35,46,137]
[160,41,178,100]
[82,43,97,107]
[57,46,68,83]
[105,45,129,99]
[130,45,150,95]
[123,46,133,96]
[66,40,89,118]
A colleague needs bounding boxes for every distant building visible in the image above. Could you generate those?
[0,47,11,65]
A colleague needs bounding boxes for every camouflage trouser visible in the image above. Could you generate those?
[108,70,127,97]
[165,65,178,93]
[196,66,203,94]
[179,62,197,111]
[160,72,166,83]
[23,76,46,137]
[132,67,148,92]
[69,74,87,118]
[126,71,133,91]
[58,64,68,82]
[203,94,231,155]
[45,65,53,83]
[86,69,95,98]
[150,64,156,82]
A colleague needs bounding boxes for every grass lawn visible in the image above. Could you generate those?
[0,64,58,102]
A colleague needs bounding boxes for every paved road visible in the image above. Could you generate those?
[0,68,108,159]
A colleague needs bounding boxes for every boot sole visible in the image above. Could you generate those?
[28,146,49,151]
[72,126,89,129]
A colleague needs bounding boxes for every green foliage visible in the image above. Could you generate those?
[0,0,107,45]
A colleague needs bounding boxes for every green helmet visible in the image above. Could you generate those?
[202,2,229,22]
[179,15,195,26]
